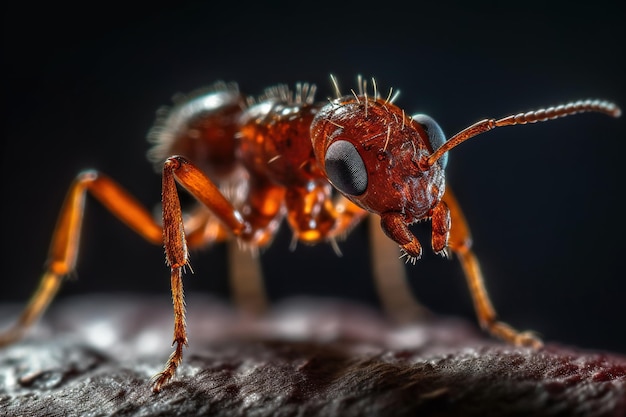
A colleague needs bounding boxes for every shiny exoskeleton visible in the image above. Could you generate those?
[0,75,620,392]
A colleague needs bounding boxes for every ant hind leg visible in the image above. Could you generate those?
[0,170,163,346]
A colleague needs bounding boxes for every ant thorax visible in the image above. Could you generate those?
[238,99,324,187]
[236,87,340,244]
[311,96,446,224]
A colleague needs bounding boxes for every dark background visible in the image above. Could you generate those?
[3,2,625,353]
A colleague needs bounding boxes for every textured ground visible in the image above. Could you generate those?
[1,294,625,417]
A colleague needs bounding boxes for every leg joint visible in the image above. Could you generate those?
[76,169,99,183]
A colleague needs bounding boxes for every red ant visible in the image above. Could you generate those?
[0,75,620,392]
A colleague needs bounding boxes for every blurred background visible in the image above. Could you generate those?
[3,1,625,353]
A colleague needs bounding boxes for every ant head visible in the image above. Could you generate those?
[312,75,622,227]
[311,87,449,224]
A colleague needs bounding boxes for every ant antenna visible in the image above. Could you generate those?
[426,99,621,168]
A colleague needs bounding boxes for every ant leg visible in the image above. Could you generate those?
[152,155,250,392]
[328,196,427,321]
[442,187,542,348]
[227,241,266,315]
[330,195,368,236]
[431,200,451,257]
[184,206,267,315]
[183,206,231,247]
[0,170,163,346]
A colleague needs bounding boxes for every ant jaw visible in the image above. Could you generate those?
[399,248,421,265]
[379,212,423,261]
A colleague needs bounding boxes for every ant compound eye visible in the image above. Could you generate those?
[324,140,368,196]
[413,114,448,169]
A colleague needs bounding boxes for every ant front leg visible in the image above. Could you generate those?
[442,187,542,348]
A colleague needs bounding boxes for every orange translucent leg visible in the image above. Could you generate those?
[227,239,266,315]
[330,195,369,237]
[322,196,427,322]
[0,170,163,346]
[152,155,249,392]
[443,187,542,348]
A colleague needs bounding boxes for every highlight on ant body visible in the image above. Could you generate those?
[0,75,620,392]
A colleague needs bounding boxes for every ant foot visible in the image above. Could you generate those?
[514,331,544,349]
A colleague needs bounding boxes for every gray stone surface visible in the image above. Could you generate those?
[1,294,625,416]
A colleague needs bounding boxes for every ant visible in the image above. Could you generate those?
[0,75,620,392]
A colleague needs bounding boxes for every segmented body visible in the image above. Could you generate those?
[0,75,619,393]
[146,80,439,252]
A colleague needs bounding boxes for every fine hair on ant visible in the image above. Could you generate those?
[0,75,620,392]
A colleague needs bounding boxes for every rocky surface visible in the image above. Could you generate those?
[1,294,625,416]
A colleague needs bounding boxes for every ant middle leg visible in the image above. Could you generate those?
[184,205,268,315]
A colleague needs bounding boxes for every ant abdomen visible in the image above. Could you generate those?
[148,82,246,180]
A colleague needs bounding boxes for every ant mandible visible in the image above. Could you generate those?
[0,75,620,392]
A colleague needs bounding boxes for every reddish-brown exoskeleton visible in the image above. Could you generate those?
[0,75,620,392]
